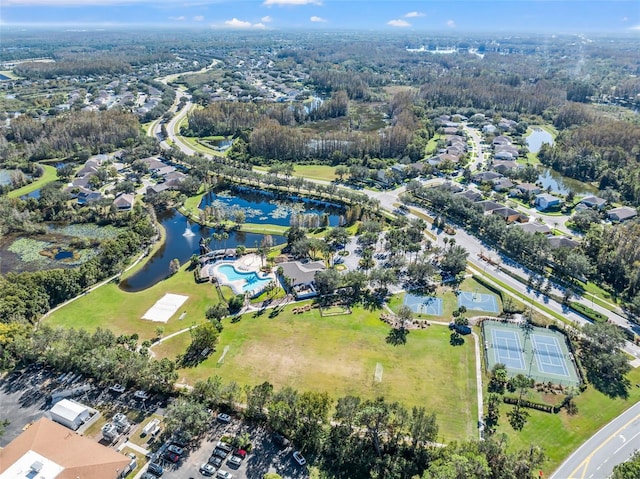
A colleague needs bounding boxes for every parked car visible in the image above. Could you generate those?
[227,455,242,467]
[293,451,306,466]
[216,471,233,479]
[147,462,163,476]
[200,463,216,476]
[134,390,150,400]
[142,473,158,479]
[167,445,184,456]
[208,456,223,468]
[212,448,229,459]
[164,451,180,463]
[216,441,232,452]
[109,384,126,393]
[217,413,231,423]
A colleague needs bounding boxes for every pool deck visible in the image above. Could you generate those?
[204,254,276,296]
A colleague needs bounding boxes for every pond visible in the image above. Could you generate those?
[0,169,14,186]
[527,128,597,196]
[526,128,554,154]
[536,167,598,196]
[119,209,285,292]
[199,186,345,228]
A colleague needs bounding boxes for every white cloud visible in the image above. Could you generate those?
[447,19,456,28]
[224,18,252,28]
[4,0,177,4]
[263,0,322,6]
[630,24,640,30]
[261,15,273,23]
[193,15,204,22]
[387,19,410,28]
[169,16,185,21]
[221,18,266,29]
[405,11,424,18]
[310,16,326,23]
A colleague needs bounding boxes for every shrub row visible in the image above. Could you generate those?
[569,302,608,323]
[503,396,558,414]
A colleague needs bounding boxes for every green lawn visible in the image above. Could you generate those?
[45,264,225,341]
[498,366,640,475]
[154,302,478,442]
[7,164,58,198]
[293,165,337,182]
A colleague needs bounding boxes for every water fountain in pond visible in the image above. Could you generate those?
[183,225,196,237]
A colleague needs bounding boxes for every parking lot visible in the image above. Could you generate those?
[155,420,309,479]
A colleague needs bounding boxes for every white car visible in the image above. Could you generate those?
[216,471,233,479]
[293,451,306,466]
[167,444,184,456]
[109,384,126,393]
[200,463,215,476]
[133,390,150,400]
[217,413,231,423]
[227,455,242,467]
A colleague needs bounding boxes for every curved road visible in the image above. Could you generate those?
[551,400,640,479]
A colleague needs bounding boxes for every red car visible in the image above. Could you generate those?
[164,451,180,463]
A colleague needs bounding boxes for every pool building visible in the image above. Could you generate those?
[199,253,276,297]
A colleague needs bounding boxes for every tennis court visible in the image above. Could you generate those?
[403,293,443,316]
[482,320,580,386]
[458,291,499,313]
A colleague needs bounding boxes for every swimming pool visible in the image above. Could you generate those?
[216,264,272,294]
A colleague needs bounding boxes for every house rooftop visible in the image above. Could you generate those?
[0,418,130,479]
[279,261,325,286]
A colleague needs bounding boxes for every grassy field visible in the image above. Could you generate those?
[7,164,58,198]
[45,265,227,340]
[293,165,336,182]
[154,302,478,442]
[499,366,640,475]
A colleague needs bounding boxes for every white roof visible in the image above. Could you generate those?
[0,450,64,479]
[50,399,88,421]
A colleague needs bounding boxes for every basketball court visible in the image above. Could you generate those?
[403,293,443,316]
[458,291,499,313]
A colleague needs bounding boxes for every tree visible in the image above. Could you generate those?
[169,258,180,275]
[440,245,469,276]
[205,303,229,322]
[611,451,640,479]
[245,381,274,420]
[164,397,210,440]
[314,268,341,296]
[506,404,529,431]
[580,322,631,397]
[184,322,219,363]
[263,474,283,479]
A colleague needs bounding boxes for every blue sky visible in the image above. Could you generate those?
[1,0,638,33]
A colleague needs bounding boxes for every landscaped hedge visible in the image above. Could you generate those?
[503,396,558,413]
[569,302,608,323]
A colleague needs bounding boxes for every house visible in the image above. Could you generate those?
[579,195,607,210]
[456,189,483,203]
[516,183,542,196]
[278,260,325,299]
[548,236,580,249]
[154,165,176,177]
[146,183,170,195]
[0,418,131,479]
[472,171,503,183]
[76,188,103,205]
[492,178,514,192]
[49,399,91,431]
[535,193,561,210]
[112,193,134,211]
[494,151,515,161]
[492,207,529,224]
[475,200,504,214]
[514,222,552,235]
[491,159,518,173]
[482,124,497,134]
[492,136,512,147]
[607,206,638,222]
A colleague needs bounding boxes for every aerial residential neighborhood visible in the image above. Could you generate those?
[1,2,640,479]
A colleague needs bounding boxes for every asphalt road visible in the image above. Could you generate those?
[550,399,640,479]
